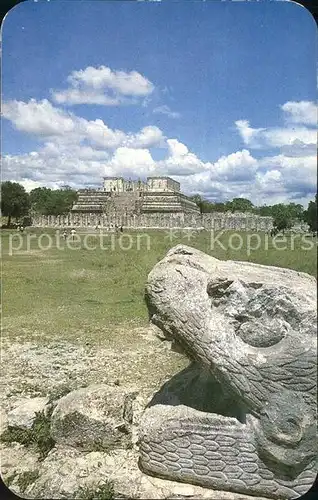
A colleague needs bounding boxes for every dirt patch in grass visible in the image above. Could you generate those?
[12,259,62,266]
[14,250,53,256]
[69,269,102,280]
[0,325,188,416]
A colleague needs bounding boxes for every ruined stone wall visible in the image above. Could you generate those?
[141,192,199,213]
[146,177,180,192]
[103,177,125,192]
[31,212,311,232]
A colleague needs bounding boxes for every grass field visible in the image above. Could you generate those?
[1,228,317,344]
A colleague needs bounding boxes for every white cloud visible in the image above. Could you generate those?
[167,139,189,157]
[175,174,229,199]
[281,101,317,126]
[83,119,127,148]
[258,154,317,194]
[235,119,316,150]
[69,66,154,96]
[2,150,106,190]
[236,101,317,156]
[168,150,315,206]
[264,127,316,149]
[2,99,165,150]
[42,142,109,161]
[168,149,259,201]
[101,139,206,179]
[156,142,258,181]
[235,120,265,147]
[259,153,316,173]
[85,122,165,150]
[210,149,258,182]
[156,139,205,175]
[280,139,316,157]
[15,179,47,193]
[233,101,316,204]
[2,99,76,136]
[3,142,316,206]
[255,169,283,194]
[52,89,120,106]
[251,170,293,206]
[124,126,165,149]
[2,98,316,206]
[248,154,316,206]
[51,65,154,106]
[153,105,180,119]
[104,147,156,177]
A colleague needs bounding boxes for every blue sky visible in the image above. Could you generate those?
[2,0,317,206]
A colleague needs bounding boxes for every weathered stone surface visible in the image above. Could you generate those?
[0,327,186,405]
[141,245,317,499]
[1,443,40,495]
[23,445,271,500]
[7,397,50,430]
[0,407,8,434]
[50,384,135,451]
[0,328,184,498]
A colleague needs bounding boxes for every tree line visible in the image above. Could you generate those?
[1,182,78,227]
[189,194,317,232]
[0,181,317,232]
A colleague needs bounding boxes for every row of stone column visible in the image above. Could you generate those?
[31,212,278,231]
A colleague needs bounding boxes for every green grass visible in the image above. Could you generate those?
[5,473,18,487]
[16,470,40,493]
[0,410,55,460]
[1,228,316,343]
[74,480,136,500]
[4,470,40,493]
[75,481,115,500]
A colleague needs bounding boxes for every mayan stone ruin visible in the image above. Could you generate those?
[71,176,200,216]
[30,176,310,232]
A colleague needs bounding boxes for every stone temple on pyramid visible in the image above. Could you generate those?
[71,176,200,216]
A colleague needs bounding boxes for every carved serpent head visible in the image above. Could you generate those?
[142,245,317,497]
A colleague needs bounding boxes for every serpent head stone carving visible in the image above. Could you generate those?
[139,245,317,499]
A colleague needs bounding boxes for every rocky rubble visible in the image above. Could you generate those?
[7,397,50,430]
[0,327,270,500]
[50,384,136,451]
[2,443,272,500]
